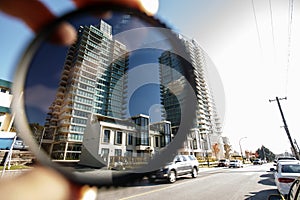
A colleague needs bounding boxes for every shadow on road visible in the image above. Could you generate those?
[260,173,274,178]
[258,172,275,186]
[243,172,277,199]
[244,189,279,200]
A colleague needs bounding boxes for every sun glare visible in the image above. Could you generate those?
[140,0,159,15]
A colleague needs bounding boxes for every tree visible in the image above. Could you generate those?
[245,150,250,160]
[256,145,275,162]
[29,123,44,142]
[212,143,220,159]
[224,143,232,159]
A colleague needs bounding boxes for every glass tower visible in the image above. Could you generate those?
[42,20,128,160]
[159,35,223,157]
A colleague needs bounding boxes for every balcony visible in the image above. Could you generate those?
[59,112,72,119]
[135,145,151,151]
[58,120,71,127]
[58,127,70,133]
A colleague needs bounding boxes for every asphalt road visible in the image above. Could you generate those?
[96,163,278,200]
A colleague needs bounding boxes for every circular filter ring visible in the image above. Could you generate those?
[12,3,197,186]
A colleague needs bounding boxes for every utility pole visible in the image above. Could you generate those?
[239,137,247,164]
[269,97,300,160]
[294,139,300,154]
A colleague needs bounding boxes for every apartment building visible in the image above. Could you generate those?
[0,79,13,132]
[0,79,17,149]
[41,20,128,160]
[159,35,224,158]
[41,19,172,162]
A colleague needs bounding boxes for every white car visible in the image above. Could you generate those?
[273,160,300,196]
[228,160,243,168]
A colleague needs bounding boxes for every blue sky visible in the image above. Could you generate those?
[1,1,300,154]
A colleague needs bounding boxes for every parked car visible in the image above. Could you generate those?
[274,157,297,165]
[271,161,300,197]
[268,176,300,200]
[13,138,29,150]
[253,158,263,165]
[148,155,199,183]
[228,160,243,168]
[218,159,229,167]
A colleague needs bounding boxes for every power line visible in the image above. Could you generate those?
[285,0,294,96]
[268,0,276,64]
[251,0,263,57]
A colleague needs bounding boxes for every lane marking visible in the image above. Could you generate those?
[119,178,199,200]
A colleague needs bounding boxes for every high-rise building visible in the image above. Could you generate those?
[41,19,173,163]
[159,35,223,158]
[0,79,13,132]
[0,79,16,150]
[41,20,128,160]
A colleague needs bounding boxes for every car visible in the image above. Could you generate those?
[273,157,298,167]
[218,159,229,167]
[253,158,263,165]
[272,161,300,197]
[13,139,29,150]
[268,176,300,200]
[275,157,297,164]
[228,159,243,168]
[148,155,199,183]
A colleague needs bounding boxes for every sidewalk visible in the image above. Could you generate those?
[197,167,222,173]
[0,168,32,179]
[197,163,252,173]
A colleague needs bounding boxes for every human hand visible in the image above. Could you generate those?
[0,167,78,200]
[0,0,151,45]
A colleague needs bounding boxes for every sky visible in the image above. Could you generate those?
[1,0,300,155]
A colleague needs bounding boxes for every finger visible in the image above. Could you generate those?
[0,167,72,200]
[72,0,147,14]
[0,1,77,46]
[0,0,55,33]
[50,22,77,45]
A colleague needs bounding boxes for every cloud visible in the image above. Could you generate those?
[25,84,56,113]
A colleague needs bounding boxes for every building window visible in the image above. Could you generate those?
[127,133,133,145]
[100,148,109,162]
[103,130,110,143]
[193,139,198,149]
[115,149,122,156]
[155,137,159,147]
[115,131,122,144]
[125,150,133,157]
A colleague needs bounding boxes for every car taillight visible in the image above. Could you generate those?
[278,178,294,183]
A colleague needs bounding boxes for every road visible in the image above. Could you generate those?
[96,163,278,200]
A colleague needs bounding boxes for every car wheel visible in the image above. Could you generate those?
[168,170,176,183]
[191,167,198,178]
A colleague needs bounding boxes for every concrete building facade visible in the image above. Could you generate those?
[42,20,128,160]
[159,36,224,159]
[0,79,13,132]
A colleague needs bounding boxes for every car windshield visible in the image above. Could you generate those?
[281,165,300,173]
[278,157,296,161]
[188,155,196,161]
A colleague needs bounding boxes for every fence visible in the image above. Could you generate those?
[108,156,150,170]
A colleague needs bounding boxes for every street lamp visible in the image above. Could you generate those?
[239,137,247,164]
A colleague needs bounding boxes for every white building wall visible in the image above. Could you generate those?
[0,83,13,131]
